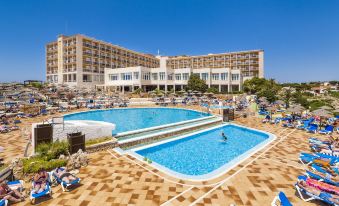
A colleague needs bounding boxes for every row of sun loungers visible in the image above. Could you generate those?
[1,167,81,205]
[295,137,339,205]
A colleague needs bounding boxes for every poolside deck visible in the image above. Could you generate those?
[1,106,328,205]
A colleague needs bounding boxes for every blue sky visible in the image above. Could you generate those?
[0,0,338,83]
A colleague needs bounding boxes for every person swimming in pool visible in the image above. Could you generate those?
[221,132,227,141]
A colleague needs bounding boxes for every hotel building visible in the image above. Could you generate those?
[46,34,159,88]
[46,34,264,92]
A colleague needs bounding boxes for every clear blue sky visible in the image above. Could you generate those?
[0,0,338,83]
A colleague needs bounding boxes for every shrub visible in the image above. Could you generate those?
[22,157,67,174]
[36,141,69,161]
[207,87,219,94]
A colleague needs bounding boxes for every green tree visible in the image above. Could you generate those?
[243,77,267,94]
[280,88,292,109]
[186,73,208,93]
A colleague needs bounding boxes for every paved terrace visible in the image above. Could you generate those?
[0,106,329,205]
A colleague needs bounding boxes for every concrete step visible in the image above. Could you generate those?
[118,116,222,149]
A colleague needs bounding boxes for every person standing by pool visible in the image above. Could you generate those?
[221,132,227,141]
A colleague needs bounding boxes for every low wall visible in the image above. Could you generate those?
[52,120,115,141]
[31,120,115,154]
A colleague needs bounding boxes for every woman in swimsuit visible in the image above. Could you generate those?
[55,167,77,184]
[0,181,25,203]
[33,169,48,193]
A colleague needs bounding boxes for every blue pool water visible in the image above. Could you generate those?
[64,108,210,134]
[135,125,270,176]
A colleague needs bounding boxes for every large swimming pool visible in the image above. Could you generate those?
[131,124,275,180]
[64,108,210,134]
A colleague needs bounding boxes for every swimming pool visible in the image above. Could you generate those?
[130,124,275,180]
[64,108,210,134]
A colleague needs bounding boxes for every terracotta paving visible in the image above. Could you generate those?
[1,106,336,205]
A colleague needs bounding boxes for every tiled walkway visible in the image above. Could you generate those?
[1,107,330,205]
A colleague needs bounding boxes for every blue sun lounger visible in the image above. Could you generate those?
[52,167,81,192]
[319,125,334,135]
[271,191,293,206]
[305,170,339,187]
[0,199,8,206]
[299,152,339,166]
[306,124,318,133]
[296,175,339,205]
[309,137,331,145]
[30,180,52,204]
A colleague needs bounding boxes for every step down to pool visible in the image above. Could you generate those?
[118,116,223,149]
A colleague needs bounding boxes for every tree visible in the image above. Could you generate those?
[280,88,292,109]
[243,77,267,94]
[186,73,208,93]
[65,92,75,103]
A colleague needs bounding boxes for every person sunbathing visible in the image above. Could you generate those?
[0,181,25,203]
[32,168,48,193]
[55,167,77,184]
[298,180,339,204]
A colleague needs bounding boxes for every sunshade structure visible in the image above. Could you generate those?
[275,100,285,105]
[288,104,305,113]
[333,108,339,113]
[311,108,332,118]
[258,97,267,102]
[287,106,304,113]
[311,108,332,129]
[319,105,332,110]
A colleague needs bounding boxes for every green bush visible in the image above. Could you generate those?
[36,141,69,161]
[22,157,67,174]
[207,87,219,94]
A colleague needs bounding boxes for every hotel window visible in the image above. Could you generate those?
[212,73,219,81]
[193,73,201,78]
[182,73,189,80]
[159,72,165,80]
[175,74,181,80]
[63,74,67,82]
[142,72,150,80]
[109,74,118,81]
[133,72,139,80]
[83,74,92,82]
[68,74,72,82]
[152,73,158,80]
[231,74,239,81]
[121,73,132,81]
[221,73,228,80]
[167,74,173,80]
[201,73,209,81]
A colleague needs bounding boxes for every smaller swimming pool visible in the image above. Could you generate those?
[128,124,275,180]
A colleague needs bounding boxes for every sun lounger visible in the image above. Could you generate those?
[7,180,24,192]
[51,167,81,192]
[0,199,8,206]
[305,170,339,187]
[271,191,292,206]
[299,152,339,166]
[306,124,318,133]
[309,137,331,145]
[295,175,339,205]
[319,125,334,135]
[30,180,52,204]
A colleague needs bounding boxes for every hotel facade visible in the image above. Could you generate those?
[46,34,264,92]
